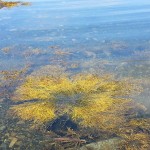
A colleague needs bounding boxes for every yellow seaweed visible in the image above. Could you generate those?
[11,71,140,128]
[0,0,30,9]
[11,102,55,123]
[8,67,149,149]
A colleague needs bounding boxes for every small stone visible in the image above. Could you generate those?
[9,138,18,148]
[16,121,24,125]
[0,99,4,103]
[79,138,121,150]
[10,132,17,137]
[18,135,25,139]
[0,126,6,132]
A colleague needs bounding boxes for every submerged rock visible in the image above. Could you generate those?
[47,115,78,136]
[0,126,6,133]
[79,138,121,150]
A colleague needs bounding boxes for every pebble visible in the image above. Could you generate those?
[16,121,24,125]
[9,138,18,148]
[0,126,6,132]
[79,138,121,150]
[0,99,4,103]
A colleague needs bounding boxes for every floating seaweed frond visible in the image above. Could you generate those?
[0,0,30,9]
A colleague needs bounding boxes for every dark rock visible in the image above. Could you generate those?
[47,115,78,136]
[0,139,2,145]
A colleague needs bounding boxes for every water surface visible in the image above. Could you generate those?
[0,0,150,110]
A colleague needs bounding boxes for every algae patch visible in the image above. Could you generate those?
[10,67,141,128]
[0,0,30,9]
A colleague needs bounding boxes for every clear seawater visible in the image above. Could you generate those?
[0,0,150,109]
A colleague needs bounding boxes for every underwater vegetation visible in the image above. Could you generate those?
[10,70,138,124]
[0,67,28,99]
[4,65,149,149]
[117,118,150,150]
[0,0,30,9]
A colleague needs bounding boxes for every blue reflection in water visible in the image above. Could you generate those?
[0,0,150,46]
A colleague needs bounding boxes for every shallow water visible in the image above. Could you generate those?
[1,0,150,112]
[0,1,150,149]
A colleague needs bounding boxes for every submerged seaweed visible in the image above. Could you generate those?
[4,66,148,149]
[0,0,30,9]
